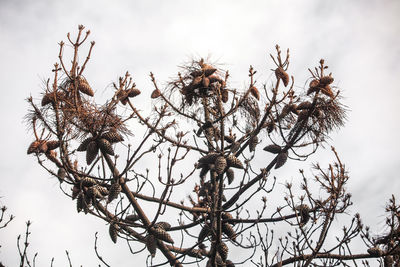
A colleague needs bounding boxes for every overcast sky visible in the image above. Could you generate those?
[0,0,399,266]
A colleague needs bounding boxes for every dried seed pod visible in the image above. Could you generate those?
[152,227,174,243]
[199,153,219,164]
[266,120,275,133]
[307,86,319,95]
[297,110,309,122]
[309,79,319,88]
[224,135,235,143]
[146,235,157,257]
[222,223,236,241]
[367,247,383,256]
[77,193,88,213]
[198,224,211,242]
[275,67,289,87]
[57,168,66,183]
[192,76,203,87]
[221,89,229,103]
[77,138,92,151]
[249,86,260,100]
[151,89,161,99]
[226,260,235,267]
[41,92,54,106]
[109,223,118,243]
[215,156,227,175]
[230,141,240,153]
[263,144,281,154]
[128,88,141,97]
[77,76,94,96]
[208,75,223,84]
[226,168,235,185]
[71,185,80,199]
[297,101,312,110]
[320,85,334,98]
[275,151,288,169]
[81,177,97,186]
[86,186,101,199]
[297,204,310,225]
[46,140,60,150]
[86,141,99,165]
[218,241,229,261]
[222,212,235,225]
[384,255,394,266]
[202,77,210,88]
[27,141,40,154]
[154,222,171,230]
[203,65,217,76]
[97,138,114,156]
[199,166,210,179]
[249,136,258,152]
[125,214,140,222]
[108,182,121,203]
[95,185,109,196]
[38,141,48,153]
[226,155,244,169]
[280,104,291,120]
[101,131,124,143]
[320,75,334,85]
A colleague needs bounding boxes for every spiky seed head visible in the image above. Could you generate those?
[275,67,289,87]
[27,141,40,154]
[109,223,118,244]
[221,89,229,103]
[57,168,66,183]
[97,138,114,155]
[199,153,219,164]
[125,214,140,223]
[249,136,258,152]
[101,131,124,143]
[46,140,60,150]
[250,86,260,100]
[81,177,97,186]
[263,144,281,154]
[152,227,174,243]
[77,138,92,151]
[226,168,235,185]
[108,182,121,203]
[128,88,141,97]
[222,223,237,241]
[86,141,99,165]
[367,247,383,257]
[226,155,244,169]
[275,151,288,169]
[77,76,94,96]
[215,156,227,175]
[154,222,171,230]
[146,235,157,257]
[320,75,334,85]
[151,89,161,99]
[218,241,229,261]
[297,101,312,110]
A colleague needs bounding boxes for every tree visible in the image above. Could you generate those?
[24,25,399,266]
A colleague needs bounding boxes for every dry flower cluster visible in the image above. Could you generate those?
[22,25,399,266]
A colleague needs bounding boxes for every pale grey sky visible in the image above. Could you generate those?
[0,0,399,266]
